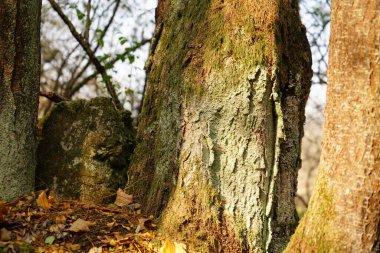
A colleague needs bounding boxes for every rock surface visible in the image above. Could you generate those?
[36,97,135,203]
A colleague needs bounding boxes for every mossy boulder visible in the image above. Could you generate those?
[36,97,135,203]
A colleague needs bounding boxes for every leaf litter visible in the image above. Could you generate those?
[0,189,186,253]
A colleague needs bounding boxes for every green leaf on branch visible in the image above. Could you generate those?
[76,9,85,20]
[99,54,110,63]
[105,62,114,69]
[128,55,135,64]
[102,75,112,82]
[119,37,128,45]
[95,29,105,47]
[116,54,126,62]
[98,38,104,47]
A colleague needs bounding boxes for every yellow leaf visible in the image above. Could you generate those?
[160,240,187,253]
[160,240,175,253]
[69,218,96,232]
[109,239,116,246]
[114,188,133,207]
[37,191,51,209]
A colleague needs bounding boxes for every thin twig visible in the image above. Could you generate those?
[84,0,92,42]
[48,0,123,110]
[66,0,121,93]
[39,91,68,103]
[295,194,309,208]
[69,39,150,97]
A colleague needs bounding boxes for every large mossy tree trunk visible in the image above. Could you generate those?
[127,0,311,252]
[0,0,41,199]
[285,1,380,252]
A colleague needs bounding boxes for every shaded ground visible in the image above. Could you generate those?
[0,190,179,253]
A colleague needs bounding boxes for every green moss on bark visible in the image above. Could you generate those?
[128,1,311,252]
[284,174,346,253]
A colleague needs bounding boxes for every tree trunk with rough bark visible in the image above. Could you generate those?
[127,0,311,252]
[285,1,380,252]
[0,0,41,199]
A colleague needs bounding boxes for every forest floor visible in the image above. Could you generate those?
[0,190,185,253]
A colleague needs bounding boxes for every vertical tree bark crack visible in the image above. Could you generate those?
[264,69,286,251]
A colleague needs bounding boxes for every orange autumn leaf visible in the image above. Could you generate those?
[114,188,133,207]
[37,191,51,209]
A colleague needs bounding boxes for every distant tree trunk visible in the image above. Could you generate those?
[0,0,41,199]
[127,0,311,252]
[285,1,380,252]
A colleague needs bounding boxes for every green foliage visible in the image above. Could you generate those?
[75,8,85,20]
[102,74,111,82]
[119,36,128,45]
[127,54,135,64]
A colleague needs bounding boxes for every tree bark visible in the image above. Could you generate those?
[127,0,311,252]
[0,0,41,199]
[285,1,380,252]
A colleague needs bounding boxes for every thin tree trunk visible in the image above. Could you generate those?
[285,1,380,252]
[0,0,41,199]
[127,0,311,252]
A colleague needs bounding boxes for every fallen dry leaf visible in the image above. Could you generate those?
[69,218,96,232]
[106,221,117,228]
[49,223,65,233]
[114,188,133,207]
[135,218,151,233]
[48,191,57,203]
[0,202,7,224]
[0,228,12,241]
[88,246,103,253]
[68,243,81,251]
[55,214,67,223]
[37,191,51,209]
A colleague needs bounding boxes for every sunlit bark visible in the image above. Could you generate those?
[128,0,311,251]
[285,1,380,252]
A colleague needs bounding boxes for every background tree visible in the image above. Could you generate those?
[127,0,312,252]
[295,0,330,211]
[0,0,41,199]
[285,0,380,251]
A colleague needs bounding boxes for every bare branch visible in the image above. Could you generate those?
[83,0,92,42]
[66,0,121,96]
[69,39,151,97]
[48,0,123,110]
[40,91,68,103]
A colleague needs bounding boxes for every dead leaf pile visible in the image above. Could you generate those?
[0,189,185,253]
